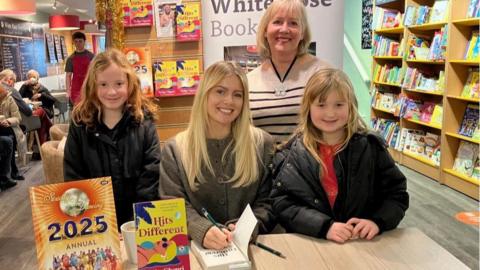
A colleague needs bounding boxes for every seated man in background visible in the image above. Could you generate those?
[0,69,32,117]
[19,69,55,144]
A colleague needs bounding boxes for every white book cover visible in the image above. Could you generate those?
[191,204,257,270]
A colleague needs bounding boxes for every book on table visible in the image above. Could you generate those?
[191,204,258,270]
[29,177,121,270]
[134,198,190,270]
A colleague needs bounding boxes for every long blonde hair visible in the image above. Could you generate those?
[297,68,368,171]
[176,61,263,190]
[71,49,155,127]
[256,0,311,59]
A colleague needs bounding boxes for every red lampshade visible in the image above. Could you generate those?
[49,15,80,31]
[0,0,35,15]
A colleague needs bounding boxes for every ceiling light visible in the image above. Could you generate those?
[0,0,35,15]
[64,7,69,13]
[49,15,80,31]
[52,0,57,10]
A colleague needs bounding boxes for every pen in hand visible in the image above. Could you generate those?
[252,241,287,259]
[201,207,225,230]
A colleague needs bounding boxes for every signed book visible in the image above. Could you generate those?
[191,204,257,270]
[30,177,120,270]
[134,198,190,270]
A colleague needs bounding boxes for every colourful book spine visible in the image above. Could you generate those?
[30,177,121,270]
[176,3,201,41]
[135,198,190,270]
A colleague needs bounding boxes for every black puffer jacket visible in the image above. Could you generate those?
[271,133,409,238]
[64,111,161,228]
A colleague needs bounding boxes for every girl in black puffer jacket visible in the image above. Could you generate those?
[271,68,409,243]
[64,49,160,229]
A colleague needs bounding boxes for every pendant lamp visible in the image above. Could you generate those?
[0,0,35,15]
[49,15,80,31]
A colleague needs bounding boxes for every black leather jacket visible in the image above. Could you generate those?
[64,111,161,228]
[271,133,409,238]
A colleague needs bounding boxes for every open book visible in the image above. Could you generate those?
[191,204,257,270]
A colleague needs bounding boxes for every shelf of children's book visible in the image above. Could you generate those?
[402,151,439,169]
[373,81,402,87]
[374,26,405,35]
[406,59,445,65]
[403,88,444,96]
[443,168,480,186]
[449,59,480,66]
[403,118,442,130]
[446,94,480,103]
[445,132,480,144]
[407,21,447,31]
[372,106,398,116]
[452,17,480,27]
[373,56,403,60]
[442,169,479,199]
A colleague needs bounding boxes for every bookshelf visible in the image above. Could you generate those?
[123,0,202,144]
[372,0,480,199]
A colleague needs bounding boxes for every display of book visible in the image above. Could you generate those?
[453,140,479,176]
[122,0,154,27]
[154,0,178,38]
[191,204,257,270]
[176,2,201,41]
[29,177,121,270]
[134,198,190,270]
[458,104,479,138]
[123,47,155,98]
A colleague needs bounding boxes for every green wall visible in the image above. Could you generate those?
[343,0,373,125]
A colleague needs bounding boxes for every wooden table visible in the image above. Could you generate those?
[250,228,469,270]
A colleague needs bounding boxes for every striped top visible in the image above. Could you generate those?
[248,54,330,144]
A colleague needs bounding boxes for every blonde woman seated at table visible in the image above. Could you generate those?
[160,61,276,250]
[19,69,56,144]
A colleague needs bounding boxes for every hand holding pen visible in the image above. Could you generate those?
[201,207,234,250]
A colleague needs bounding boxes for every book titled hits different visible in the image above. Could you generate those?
[30,177,121,270]
[134,198,190,270]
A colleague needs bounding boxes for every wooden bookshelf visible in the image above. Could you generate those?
[372,106,397,115]
[373,56,403,60]
[123,0,201,144]
[403,88,444,96]
[445,132,480,144]
[375,27,405,34]
[404,118,442,130]
[443,0,479,200]
[372,0,479,199]
[373,81,403,87]
[407,21,447,31]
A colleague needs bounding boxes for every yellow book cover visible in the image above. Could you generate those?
[122,0,154,27]
[154,60,178,97]
[30,177,121,270]
[176,59,200,96]
[176,2,201,41]
[134,198,190,270]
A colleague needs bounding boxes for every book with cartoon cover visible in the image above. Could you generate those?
[122,0,154,27]
[154,60,178,97]
[176,59,200,96]
[176,2,201,41]
[134,198,190,270]
[30,177,121,270]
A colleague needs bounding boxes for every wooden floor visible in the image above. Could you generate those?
[0,162,478,269]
